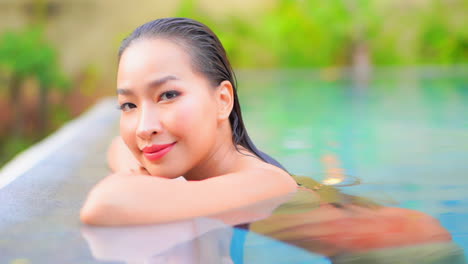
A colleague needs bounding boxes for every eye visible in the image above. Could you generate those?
[118,102,136,112]
[160,90,180,101]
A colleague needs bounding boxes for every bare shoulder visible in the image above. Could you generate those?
[234,155,298,194]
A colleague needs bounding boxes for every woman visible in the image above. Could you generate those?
[80,18,458,259]
[80,17,297,225]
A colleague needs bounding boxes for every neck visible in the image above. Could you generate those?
[183,122,246,181]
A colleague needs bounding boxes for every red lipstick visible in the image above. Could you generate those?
[142,142,176,161]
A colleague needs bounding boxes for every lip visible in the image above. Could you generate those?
[142,142,176,161]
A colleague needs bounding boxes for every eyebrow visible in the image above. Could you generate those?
[117,75,179,95]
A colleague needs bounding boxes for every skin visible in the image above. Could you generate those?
[80,38,297,225]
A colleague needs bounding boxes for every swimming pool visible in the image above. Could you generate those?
[0,66,466,263]
[239,66,468,261]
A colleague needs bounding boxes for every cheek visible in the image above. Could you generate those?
[119,115,139,152]
[173,104,199,130]
[171,97,217,141]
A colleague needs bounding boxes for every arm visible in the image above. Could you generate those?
[80,166,297,226]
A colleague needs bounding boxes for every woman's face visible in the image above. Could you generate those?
[117,38,221,178]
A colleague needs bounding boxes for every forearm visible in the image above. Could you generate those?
[80,169,296,226]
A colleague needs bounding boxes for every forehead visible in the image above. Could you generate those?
[117,38,195,86]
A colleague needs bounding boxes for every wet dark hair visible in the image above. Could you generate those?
[118,17,287,171]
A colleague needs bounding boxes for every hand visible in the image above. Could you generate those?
[107,136,145,174]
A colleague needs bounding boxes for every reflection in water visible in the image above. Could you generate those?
[82,218,234,263]
[314,173,361,187]
[82,180,466,263]
[249,185,465,263]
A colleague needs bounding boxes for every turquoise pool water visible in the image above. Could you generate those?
[239,66,468,259]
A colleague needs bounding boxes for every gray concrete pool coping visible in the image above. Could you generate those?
[0,97,119,190]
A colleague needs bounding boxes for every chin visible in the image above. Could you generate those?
[146,166,184,179]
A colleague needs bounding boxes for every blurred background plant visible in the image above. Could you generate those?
[0,0,466,168]
[179,0,467,67]
[0,27,69,134]
[0,28,70,166]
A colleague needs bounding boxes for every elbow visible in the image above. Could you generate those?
[80,197,140,226]
[80,202,103,226]
[80,200,116,226]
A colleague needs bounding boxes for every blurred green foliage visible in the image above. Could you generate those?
[0,27,70,167]
[178,0,467,68]
[0,27,69,91]
[0,137,35,166]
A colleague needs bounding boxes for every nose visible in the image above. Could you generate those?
[136,104,162,140]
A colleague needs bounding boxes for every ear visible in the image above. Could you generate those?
[216,80,234,122]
